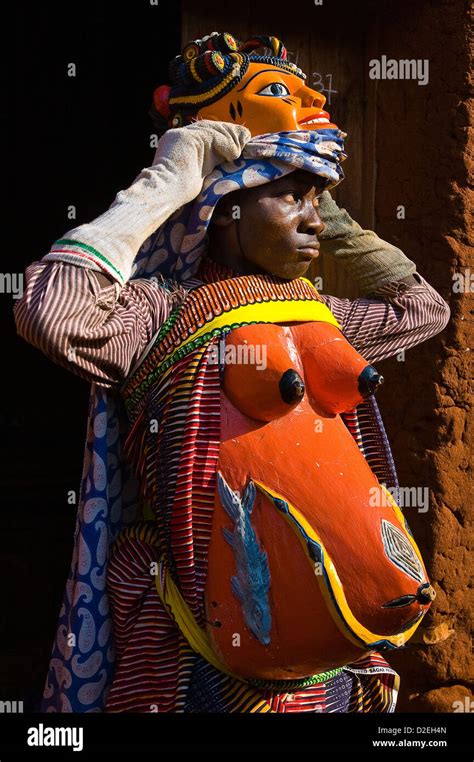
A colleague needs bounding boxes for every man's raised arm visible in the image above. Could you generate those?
[317,190,451,363]
[13,122,251,387]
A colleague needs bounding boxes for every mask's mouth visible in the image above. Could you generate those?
[298,110,334,127]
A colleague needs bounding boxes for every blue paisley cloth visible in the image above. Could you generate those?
[41,128,347,712]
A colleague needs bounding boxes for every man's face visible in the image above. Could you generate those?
[210,170,326,280]
[196,62,338,137]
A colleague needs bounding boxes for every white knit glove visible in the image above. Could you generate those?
[44,120,252,286]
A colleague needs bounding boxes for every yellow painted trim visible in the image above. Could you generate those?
[155,559,245,682]
[168,295,341,365]
[169,68,237,106]
[269,36,279,56]
[253,479,426,649]
[189,57,203,84]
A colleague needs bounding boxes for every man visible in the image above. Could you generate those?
[14,33,449,713]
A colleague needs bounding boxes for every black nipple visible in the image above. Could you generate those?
[279,369,305,404]
[358,365,384,397]
[416,583,436,604]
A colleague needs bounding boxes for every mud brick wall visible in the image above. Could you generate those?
[371,0,473,711]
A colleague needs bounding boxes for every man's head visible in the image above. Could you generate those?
[207,169,326,280]
[151,32,338,137]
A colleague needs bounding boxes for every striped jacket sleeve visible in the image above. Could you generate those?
[13,260,189,388]
[318,272,450,364]
[13,263,450,389]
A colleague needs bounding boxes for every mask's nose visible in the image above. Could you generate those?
[358,365,384,397]
[296,85,326,110]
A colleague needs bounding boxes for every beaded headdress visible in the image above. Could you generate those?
[151,32,305,134]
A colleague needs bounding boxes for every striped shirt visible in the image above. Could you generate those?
[13,258,450,389]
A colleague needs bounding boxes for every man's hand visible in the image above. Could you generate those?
[152,120,252,205]
[44,120,252,287]
[317,190,417,294]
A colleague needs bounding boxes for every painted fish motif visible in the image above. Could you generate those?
[217,471,271,645]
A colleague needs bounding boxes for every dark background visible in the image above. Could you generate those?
[4,0,181,711]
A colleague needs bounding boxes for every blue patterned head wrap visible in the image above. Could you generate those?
[132,127,347,282]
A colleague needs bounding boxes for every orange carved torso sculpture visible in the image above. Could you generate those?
[205,319,433,679]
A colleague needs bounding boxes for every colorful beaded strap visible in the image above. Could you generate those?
[248,669,345,691]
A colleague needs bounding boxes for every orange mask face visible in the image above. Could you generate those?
[196,62,338,137]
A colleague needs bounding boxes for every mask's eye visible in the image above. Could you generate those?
[257,82,291,97]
